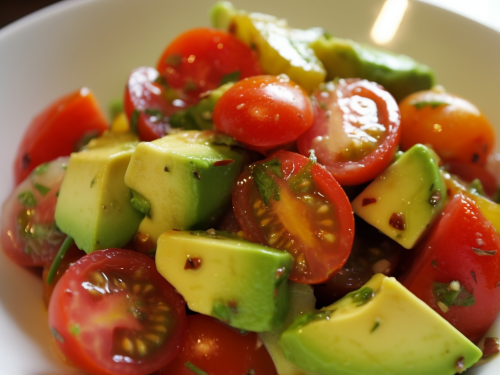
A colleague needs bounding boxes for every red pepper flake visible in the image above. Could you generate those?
[389,213,406,230]
[214,159,234,167]
[482,337,500,357]
[192,171,201,180]
[22,154,31,169]
[228,300,238,314]
[275,267,285,279]
[472,248,497,256]
[184,257,202,270]
[455,357,465,373]
[362,197,377,206]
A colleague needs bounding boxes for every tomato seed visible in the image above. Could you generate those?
[320,219,333,226]
[136,339,147,356]
[323,233,335,243]
[123,337,134,353]
[317,205,329,213]
[253,200,263,209]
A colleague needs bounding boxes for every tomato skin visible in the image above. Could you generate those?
[157,27,262,104]
[48,249,186,375]
[445,161,498,198]
[13,88,109,184]
[233,150,354,284]
[1,158,68,267]
[297,79,401,186]
[400,194,500,343]
[213,75,314,151]
[399,90,495,165]
[124,67,188,141]
[156,314,277,375]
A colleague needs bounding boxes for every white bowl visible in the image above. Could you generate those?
[0,0,499,374]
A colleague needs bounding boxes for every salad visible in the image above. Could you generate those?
[1,1,500,375]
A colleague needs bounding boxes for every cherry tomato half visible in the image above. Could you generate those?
[297,79,401,186]
[213,75,314,152]
[399,89,495,165]
[444,160,498,198]
[233,151,354,284]
[157,314,277,375]
[13,88,109,185]
[157,27,262,104]
[124,67,189,141]
[1,158,67,267]
[401,194,500,343]
[48,249,186,375]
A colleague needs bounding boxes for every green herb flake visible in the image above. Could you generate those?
[185,361,208,375]
[69,324,80,336]
[144,108,164,118]
[34,183,50,196]
[251,159,283,206]
[433,282,475,308]
[50,327,64,343]
[90,177,97,188]
[412,100,449,110]
[469,178,486,197]
[17,191,37,207]
[432,259,437,268]
[130,190,152,218]
[166,54,182,67]
[371,319,380,333]
[319,102,328,111]
[109,98,123,119]
[130,109,140,134]
[220,71,241,86]
[471,271,477,284]
[33,163,50,175]
[350,287,375,306]
[184,80,198,92]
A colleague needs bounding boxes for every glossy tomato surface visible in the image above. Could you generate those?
[399,89,495,165]
[297,79,400,186]
[1,157,67,267]
[48,249,186,375]
[157,27,262,104]
[401,194,500,343]
[124,67,189,141]
[157,314,277,375]
[233,150,354,284]
[213,75,314,151]
[13,88,109,184]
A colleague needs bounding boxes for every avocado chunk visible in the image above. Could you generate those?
[55,132,142,253]
[352,144,447,249]
[124,131,248,244]
[279,274,482,375]
[259,283,321,375]
[211,2,326,92]
[156,230,293,332]
[310,36,435,101]
[169,82,233,130]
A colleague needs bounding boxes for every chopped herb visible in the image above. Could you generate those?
[109,98,123,119]
[166,54,182,66]
[412,100,449,109]
[319,102,328,110]
[469,178,486,196]
[472,248,497,256]
[471,271,477,284]
[432,260,437,268]
[90,177,97,187]
[130,190,151,218]
[350,287,375,306]
[220,71,240,86]
[371,319,380,333]
[185,361,208,375]
[17,191,37,207]
[34,183,50,196]
[50,327,64,343]
[433,282,475,309]
[74,130,100,151]
[24,245,32,255]
[184,80,198,92]
[69,324,80,336]
[33,163,49,175]
[251,159,283,206]
[129,109,140,134]
[144,108,164,118]
[46,236,75,285]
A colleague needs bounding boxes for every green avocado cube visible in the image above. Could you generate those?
[310,36,436,101]
[352,144,447,249]
[156,230,293,332]
[279,274,482,375]
[55,133,142,253]
[124,131,248,244]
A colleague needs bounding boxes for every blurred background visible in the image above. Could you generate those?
[1,0,62,28]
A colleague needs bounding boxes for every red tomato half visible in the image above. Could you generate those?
[13,88,109,184]
[48,249,186,375]
[213,75,314,152]
[233,151,354,284]
[157,27,262,104]
[297,79,401,186]
[124,67,189,141]
[156,314,277,375]
[401,194,500,343]
[1,158,67,267]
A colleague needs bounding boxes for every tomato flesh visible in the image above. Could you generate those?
[401,194,500,343]
[156,314,277,375]
[13,88,109,184]
[48,249,186,375]
[297,79,401,186]
[213,75,314,151]
[157,27,262,104]
[233,151,354,284]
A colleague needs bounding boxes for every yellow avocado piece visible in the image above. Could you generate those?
[279,274,482,375]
